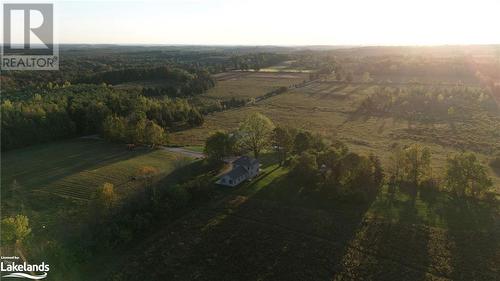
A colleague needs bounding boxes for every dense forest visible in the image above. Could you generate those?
[1,84,203,150]
[230,53,290,70]
[78,66,215,95]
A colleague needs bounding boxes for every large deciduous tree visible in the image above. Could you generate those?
[204,131,235,161]
[91,182,118,219]
[403,144,431,187]
[237,113,274,158]
[144,120,166,147]
[388,145,406,184]
[293,131,314,154]
[272,126,296,165]
[445,152,492,197]
[0,215,31,245]
[102,115,126,142]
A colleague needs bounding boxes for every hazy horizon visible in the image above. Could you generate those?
[2,0,500,46]
[31,43,500,47]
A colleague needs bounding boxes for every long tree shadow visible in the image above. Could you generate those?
[105,167,379,281]
[99,169,499,281]
[309,84,350,98]
[433,195,499,280]
[155,159,218,187]
[332,185,433,281]
[174,172,379,281]
[358,184,500,280]
[421,186,500,280]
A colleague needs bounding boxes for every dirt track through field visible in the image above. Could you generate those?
[161,146,205,159]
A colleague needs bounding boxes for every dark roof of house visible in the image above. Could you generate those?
[233,156,258,167]
[223,165,248,179]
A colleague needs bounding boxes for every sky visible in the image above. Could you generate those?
[3,0,500,46]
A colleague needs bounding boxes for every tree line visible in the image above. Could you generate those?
[192,97,249,115]
[205,112,495,201]
[78,66,215,96]
[1,84,204,150]
[387,143,494,200]
[357,85,498,122]
[230,53,289,71]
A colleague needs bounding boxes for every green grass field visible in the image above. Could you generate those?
[2,139,190,201]
[183,145,205,153]
[0,137,193,227]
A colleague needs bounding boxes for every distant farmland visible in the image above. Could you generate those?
[206,71,309,99]
[171,75,500,190]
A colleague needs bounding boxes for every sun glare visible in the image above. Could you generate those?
[29,0,500,45]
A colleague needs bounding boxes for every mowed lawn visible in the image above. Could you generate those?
[2,138,190,201]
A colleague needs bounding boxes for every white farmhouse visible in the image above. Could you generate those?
[217,156,260,187]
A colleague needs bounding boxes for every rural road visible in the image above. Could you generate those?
[162,147,205,159]
[79,136,205,159]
